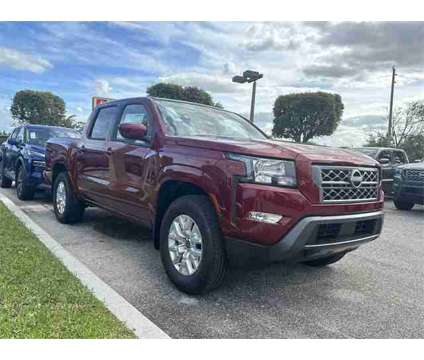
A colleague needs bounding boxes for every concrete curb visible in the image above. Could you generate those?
[0,193,170,339]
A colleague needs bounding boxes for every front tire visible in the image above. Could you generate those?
[160,195,227,294]
[393,198,414,211]
[16,166,35,200]
[302,252,347,267]
[53,172,85,224]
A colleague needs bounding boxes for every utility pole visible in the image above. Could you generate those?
[388,66,396,144]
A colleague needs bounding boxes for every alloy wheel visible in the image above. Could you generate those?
[168,214,203,276]
[56,181,67,215]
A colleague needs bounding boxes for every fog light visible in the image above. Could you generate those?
[248,211,282,224]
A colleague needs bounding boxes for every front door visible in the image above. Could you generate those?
[107,102,156,225]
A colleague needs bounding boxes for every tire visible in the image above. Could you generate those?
[0,159,12,188]
[160,195,227,294]
[16,165,35,200]
[53,171,85,224]
[302,252,347,267]
[393,198,414,211]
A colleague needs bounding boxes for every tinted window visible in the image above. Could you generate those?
[90,107,117,140]
[378,150,392,164]
[116,104,151,141]
[393,151,407,164]
[9,128,19,140]
[27,127,80,146]
[16,127,24,143]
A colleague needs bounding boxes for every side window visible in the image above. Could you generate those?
[9,128,19,140]
[16,127,25,143]
[116,104,151,141]
[393,151,407,164]
[378,150,392,164]
[89,107,117,140]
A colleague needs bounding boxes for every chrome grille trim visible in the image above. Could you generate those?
[404,169,424,182]
[312,165,380,203]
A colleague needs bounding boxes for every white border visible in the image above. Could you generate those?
[1,0,423,21]
[0,193,170,339]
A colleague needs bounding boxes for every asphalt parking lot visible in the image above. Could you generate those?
[1,186,423,338]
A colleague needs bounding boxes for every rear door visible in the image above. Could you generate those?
[76,105,118,205]
[107,101,156,225]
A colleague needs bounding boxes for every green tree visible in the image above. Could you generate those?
[10,90,70,127]
[146,83,222,108]
[272,92,344,143]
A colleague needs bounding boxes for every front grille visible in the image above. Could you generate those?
[404,169,424,182]
[314,166,379,203]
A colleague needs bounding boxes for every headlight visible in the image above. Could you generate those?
[226,153,297,187]
[394,168,403,177]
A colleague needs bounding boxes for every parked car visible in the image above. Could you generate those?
[392,162,424,210]
[45,97,384,294]
[0,124,80,200]
[353,147,409,196]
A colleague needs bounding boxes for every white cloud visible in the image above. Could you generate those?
[158,72,242,94]
[94,79,112,96]
[0,47,52,73]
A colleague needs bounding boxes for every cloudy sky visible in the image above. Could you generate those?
[0,22,423,146]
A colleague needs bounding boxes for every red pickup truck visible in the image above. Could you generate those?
[45,97,384,294]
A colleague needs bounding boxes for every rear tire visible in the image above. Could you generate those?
[53,172,85,224]
[302,252,347,267]
[160,195,227,294]
[393,198,414,211]
[0,159,12,188]
[16,166,35,200]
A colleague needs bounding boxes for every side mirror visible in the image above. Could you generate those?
[8,138,17,146]
[378,157,390,165]
[118,123,147,141]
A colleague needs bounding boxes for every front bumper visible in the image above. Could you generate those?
[225,210,384,266]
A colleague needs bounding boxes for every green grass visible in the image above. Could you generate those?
[0,202,136,338]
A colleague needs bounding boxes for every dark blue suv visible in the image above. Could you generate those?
[0,125,80,200]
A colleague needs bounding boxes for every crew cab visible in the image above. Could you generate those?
[0,124,79,200]
[45,97,385,294]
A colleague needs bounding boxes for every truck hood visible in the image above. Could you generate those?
[27,144,46,154]
[398,162,424,170]
[171,136,378,167]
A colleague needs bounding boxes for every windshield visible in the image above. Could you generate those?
[27,127,80,146]
[354,148,378,158]
[155,99,267,141]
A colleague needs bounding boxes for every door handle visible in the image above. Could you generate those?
[106,147,113,155]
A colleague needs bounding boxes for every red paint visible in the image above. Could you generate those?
[45,97,384,246]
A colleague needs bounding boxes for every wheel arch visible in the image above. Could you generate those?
[153,170,222,250]
[51,162,68,186]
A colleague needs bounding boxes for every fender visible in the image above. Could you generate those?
[151,163,226,250]
[155,163,223,215]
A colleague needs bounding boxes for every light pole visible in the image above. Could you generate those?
[232,70,263,123]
